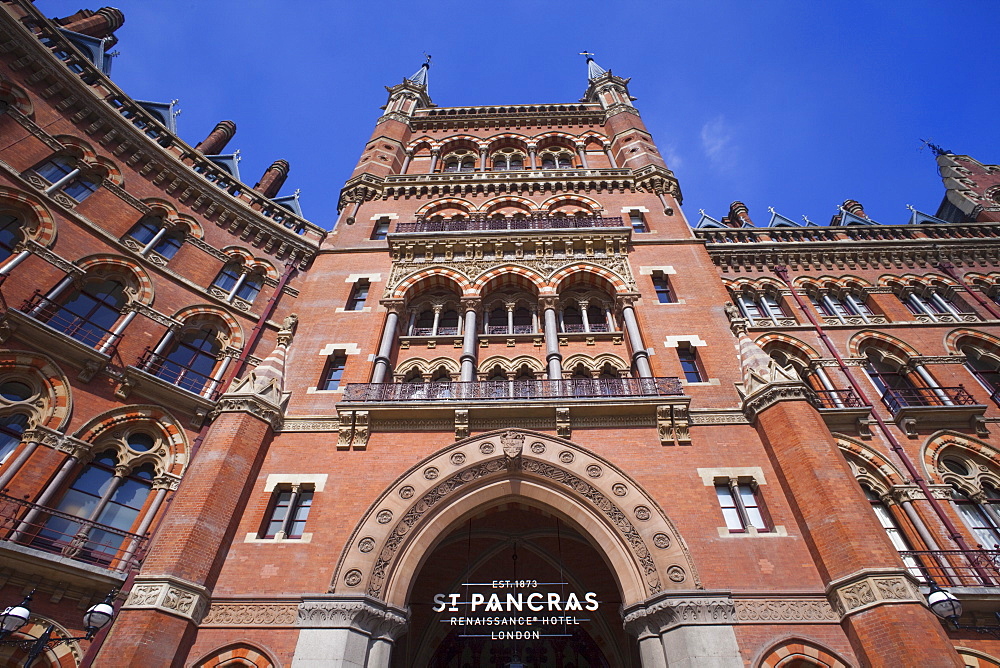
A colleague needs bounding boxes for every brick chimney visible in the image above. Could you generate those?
[728,200,752,227]
[842,199,869,219]
[254,160,290,198]
[194,120,236,155]
[55,7,124,38]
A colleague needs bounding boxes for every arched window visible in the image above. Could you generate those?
[864,351,918,394]
[46,278,127,349]
[539,150,573,169]
[125,216,184,260]
[587,304,607,332]
[442,150,476,173]
[0,412,28,464]
[809,288,874,320]
[211,262,264,304]
[733,288,790,323]
[438,309,459,335]
[562,306,584,333]
[34,454,155,565]
[491,150,525,171]
[412,310,435,336]
[952,483,1000,549]
[34,154,100,202]
[485,366,506,382]
[0,214,23,262]
[486,306,508,335]
[962,344,1000,402]
[897,281,973,321]
[153,327,223,395]
[512,307,532,334]
[861,484,921,577]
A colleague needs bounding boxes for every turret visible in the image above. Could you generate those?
[381,57,433,121]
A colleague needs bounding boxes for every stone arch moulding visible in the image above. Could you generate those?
[332,429,700,610]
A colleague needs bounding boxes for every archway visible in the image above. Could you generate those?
[327,430,699,667]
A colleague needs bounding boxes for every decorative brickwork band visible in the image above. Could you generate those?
[123,576,210,625]
[825,568,923,619]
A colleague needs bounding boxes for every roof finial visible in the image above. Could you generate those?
[580,50,606,80]
[920,138,952,156]
[407,55,430,87]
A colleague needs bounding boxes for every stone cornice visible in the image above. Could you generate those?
[209,394,284,431]
[741,381,813,422]
[0,6,323,264]
[297,596,408,641]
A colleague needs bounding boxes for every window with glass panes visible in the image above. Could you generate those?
[346,280,370,311]
[156,327,221,393]
[861,485,922,577]
[371,217,391,240]
[677,346,704,383]
[0,413,28,464]
[50,279,127,347]
[262,486,314,539]
[652,273,673,303]
[0,214,22,262]
[715,481,769,533]
[319,353,347,391]
[629,211,648,233]
[962,345,1000,398]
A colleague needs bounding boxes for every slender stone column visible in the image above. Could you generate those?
[459,299,479,382]
[0,249,31,276]
[428,149,439,173]
[372,302,403,384]
[399,150,413,174]
[540,297,562,379]
[528,144,538,169]
[13,444,89,541]
[575,142,589,168]
[479,148,488,172]
[604,143,617,167]
[619,295,652,378]
[579,300,591,333]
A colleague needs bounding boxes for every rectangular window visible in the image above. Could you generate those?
[652,273,673,303]
[715,481,769,533]
[346,280,370,311]
[261,486,314,539]
[677,346,704,383]
[371,217,391,240]
[320,352,348,390]
[629,211,648,234]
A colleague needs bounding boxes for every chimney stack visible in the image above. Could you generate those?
[254,160,290,198]
[842,199,869,220]
[728,201,752,227]
[55,7,124,39]
[195,120,237,155]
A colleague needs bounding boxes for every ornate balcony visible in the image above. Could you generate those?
[19,292,120,351]
[343,377,683,403]
[899,550,1000,588]
[0,493,145,573]
[806,388,872,435]
[394,215,625,234]
[133,348,221,400]
[880,386,986,437]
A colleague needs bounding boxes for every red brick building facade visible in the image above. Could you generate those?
[1,4,1000,667]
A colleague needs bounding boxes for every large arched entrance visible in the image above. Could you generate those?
[322,430,700,667]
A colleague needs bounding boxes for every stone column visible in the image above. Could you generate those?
[623,593,742,668]
[579,300,591,333]
[540,297,562,379]
[528,144,538,169]
[12,441,90,541]
[479,148,488,172]
[372,302,403,384]
[618,295,652,378]
[459,299,479,383]
[604,143,617,167]
[399,150,413,175]
[428,149,439,173]
[293,597,407,668]
[575,142,589,168]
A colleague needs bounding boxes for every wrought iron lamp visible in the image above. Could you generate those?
[0,589,116,667]
[926,582,1000,638]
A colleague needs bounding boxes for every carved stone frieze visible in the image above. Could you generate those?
[297,596,408,641]
[130,302,180,329]
[733,597,838,622]
[200,601,298,626]
[826,569,922,619]
[25,239,81,276]
[689,410,750,425]
[623,593,736,638]
[280,418,347,433]
[123,577,209,625]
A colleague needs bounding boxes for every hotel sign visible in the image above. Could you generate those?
[433,579,599,640]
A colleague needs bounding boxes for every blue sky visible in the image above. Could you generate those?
[38,1,1000,230]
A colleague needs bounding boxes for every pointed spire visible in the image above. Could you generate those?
[407,54,431,88]
[723,303,799,396]
[225,315,297,408]
[580,51,606,80]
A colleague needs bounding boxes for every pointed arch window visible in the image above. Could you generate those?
[125,216,185,260]
[151,326,224,395]
[0,214,23,262]
[35,154,100,202]
[734,288,790,324]
[0,412,28,464]
[43,278,127,349]
[952,484,1000,549]
[212,262,264,304]
[962,344,1000,404]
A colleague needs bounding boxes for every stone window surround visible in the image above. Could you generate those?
[307,344,362,394]
[335,275,382,314]
[243,474,327,544]
[696,466,788,537]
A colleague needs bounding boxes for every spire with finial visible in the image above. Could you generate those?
[224,314,297,409]
[407,53,431,88]
[723,304,799,396]
[580,50,606,80]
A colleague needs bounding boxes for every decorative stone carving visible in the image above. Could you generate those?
[558,450,574,464]
[742,383,813,422]
[201,602,298,626]
[454,408,469,440]
[123,577,209,624]
[613,483,628,497]
[376,510,393,524]
[555,407,571,437]
[826,569,922,619]
[296,597,408,641]
[733,597,838,622]
[479,442,495,455]
[450,452,466,466]
[210,395,283,431]
[586,464,603,478]
[423,467,438,480]
[530,441,545,454]
[358,538,375,553]
[634,505,651,521]
[652,533,670,549]
[500,430,524,459]
[398,486,414,499]
[623,594,736,637]
[344,569,363,587]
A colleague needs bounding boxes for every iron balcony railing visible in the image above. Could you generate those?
[899,549,1000,588]
[880,386,977,414]
[343,377,684,402]
[394,215,625,234]
[135,348,221,399]
[19,291,120,352]
[806,388,866,410]
[0,493,146,572]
